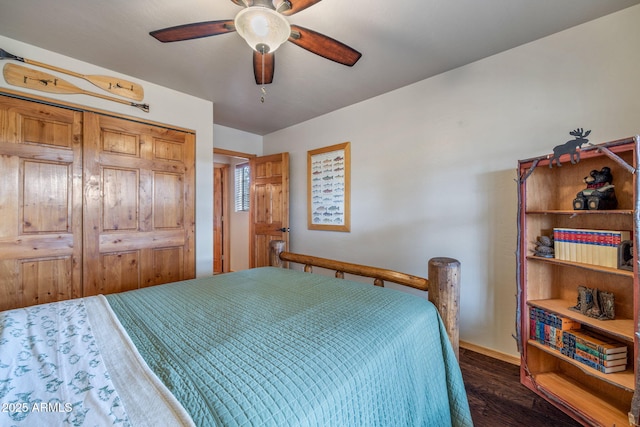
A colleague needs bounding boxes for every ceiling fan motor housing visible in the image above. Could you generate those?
[234,6,291,53]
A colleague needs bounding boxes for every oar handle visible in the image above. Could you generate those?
[0,48,23,62]
[25,57,84,79]
[80,88,149,112]
[134,103,150,113]
[0,48,82,78]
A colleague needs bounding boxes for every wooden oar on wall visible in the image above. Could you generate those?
[3,63,149,112]
[0,48,144,101]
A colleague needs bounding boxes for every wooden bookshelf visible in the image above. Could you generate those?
[517,136,639,425]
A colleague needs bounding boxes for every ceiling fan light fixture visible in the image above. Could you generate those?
[234,7,291,54]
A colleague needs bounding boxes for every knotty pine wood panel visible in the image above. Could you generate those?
[21,257,73,307]
[253,235,270,268]
[21,116,73,148]
[155,138,184,162]
[102,251,141,293]
[102,167,139,231]
[0,95,82,311]
[152,247,184,286]
[153,172,184,229]
[22,161,71,233]
[83,112,195,296]
[102,129,139,156]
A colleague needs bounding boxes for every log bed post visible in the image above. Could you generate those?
[428,257,461,359]
[269,240,287,268]
[268,241,461,358]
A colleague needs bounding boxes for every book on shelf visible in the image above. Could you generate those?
[561,329,627,373]
[568,329,627,355]
[575,341,627,361]
[575,348,627,367]
[553,228,631,268]
[529,307,580,350]
[530,306,580,330]
[572,354,627,373]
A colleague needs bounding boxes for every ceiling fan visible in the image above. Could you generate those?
[149,0,362,85]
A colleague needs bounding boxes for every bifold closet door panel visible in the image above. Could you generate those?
[0,96,83,311]
[82,113,195,296]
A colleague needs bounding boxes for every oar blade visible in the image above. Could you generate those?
[83,75,145,101]
[3,63,80,95]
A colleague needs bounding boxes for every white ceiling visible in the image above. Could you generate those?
[1,0,638,135]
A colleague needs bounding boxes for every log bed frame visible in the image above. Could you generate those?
[269,241,461,357]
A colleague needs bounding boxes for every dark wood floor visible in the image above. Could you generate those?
[459,348,582,427]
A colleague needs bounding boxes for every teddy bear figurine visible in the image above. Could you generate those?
[573,166,618,210]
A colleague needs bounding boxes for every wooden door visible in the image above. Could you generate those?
[0,96,83,311]
[213,163,229,273]
[249,153,289,268]
[83,113,195,295]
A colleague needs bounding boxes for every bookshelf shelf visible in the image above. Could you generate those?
[528,340,635,391]
[528,299,634,342]
[526,209,634,216]
[530,371,629,426]
[526,255,634,278]
[517,136,639,425]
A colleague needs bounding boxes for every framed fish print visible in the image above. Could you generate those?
[307,142,351,232]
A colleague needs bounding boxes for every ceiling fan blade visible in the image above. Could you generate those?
[230,0,255,6]
[281,0,322,16]
[150,20,235,43]
[289,25,361,66]
[253,51,275,85]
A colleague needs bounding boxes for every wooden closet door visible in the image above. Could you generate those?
[0,96,83,311]
[83,113,195,295]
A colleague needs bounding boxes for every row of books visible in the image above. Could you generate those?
[561,329,627,373]
[530,307,580,350]
[529,307,627,374]
[553,228,630,268]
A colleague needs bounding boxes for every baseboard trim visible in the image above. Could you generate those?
[460,340,520,366]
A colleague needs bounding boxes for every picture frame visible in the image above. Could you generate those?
[307,142,351,232]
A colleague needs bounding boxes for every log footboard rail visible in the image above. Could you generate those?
[268,241,461,358]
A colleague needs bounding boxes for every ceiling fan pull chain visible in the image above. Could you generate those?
[260,46,266,103]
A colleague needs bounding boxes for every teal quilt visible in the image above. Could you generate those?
[107,267,473,427]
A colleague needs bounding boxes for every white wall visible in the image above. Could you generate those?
[214,125,263,156]
[0,35,215,277]
[263,5,640,357]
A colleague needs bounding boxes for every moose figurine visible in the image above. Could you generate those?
[549,128,591,168]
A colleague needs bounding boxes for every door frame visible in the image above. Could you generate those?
[213,148,256,272]
[214,162,230,273]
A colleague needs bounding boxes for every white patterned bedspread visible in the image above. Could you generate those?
[0,296,193,427]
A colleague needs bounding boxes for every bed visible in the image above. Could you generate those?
[0,246,473,427]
